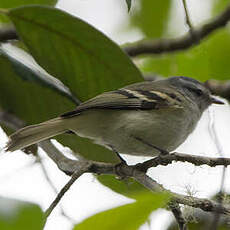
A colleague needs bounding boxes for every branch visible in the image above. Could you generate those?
[205,79,230,101]
[102,163,230,216]
[1,5,230,58]
[136,152,230,172]
[38,140,92,176]
[210,176,226,230]
[0,26,18,42]
[169,202,188,230]
[2,110,230,218]
[124,5,230,56]
[172,193,230,216]
[34,143,230,218]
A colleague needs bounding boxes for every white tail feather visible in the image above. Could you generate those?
[5,117,67,152]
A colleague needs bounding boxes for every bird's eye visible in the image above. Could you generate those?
[194,89,203,96]
[187,87,203,96]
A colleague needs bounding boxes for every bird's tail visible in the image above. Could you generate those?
[5,117,68,152]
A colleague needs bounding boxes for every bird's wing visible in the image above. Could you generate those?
[61,87,183,118]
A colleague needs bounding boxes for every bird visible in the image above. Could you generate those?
[5,76,223,157]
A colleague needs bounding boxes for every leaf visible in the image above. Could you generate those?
[97,175,150,200]
[73,193,170,230]
[0,0,57,23]
[8,6,143,101]
[0,196,44,230]
[130,0,172,38]
[212,0,230,16]
[0,48,119,163]
[0,43,78,104]
[126,0,132,12]
[140,29,230,82]
[1,5,143,163]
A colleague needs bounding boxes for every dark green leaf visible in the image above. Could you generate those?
[97,175,150,200]
[130,0,172,38]
[0,43,78,104]
[0,196,44,230]
[126,0,132,12]
[1,5,143,163]
[8,6,143,101]
[0,51,119,163]
[73,193,169,230]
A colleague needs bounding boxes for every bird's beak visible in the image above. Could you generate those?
[211,96,224,105]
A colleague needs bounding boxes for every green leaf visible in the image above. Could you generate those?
[73,193,170,230]
[0,0,57,23]
[130,0,172,38]
[0,48,119,163]
[126,0,132,12]
[140,29,230,82]
[212,0,230,16]
[97,175,150,200]
[0,196,44,230]
[0,43,78,104]
[1,5,143,163]
[8,6,143,101]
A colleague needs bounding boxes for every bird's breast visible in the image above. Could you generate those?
[68,107,200,157]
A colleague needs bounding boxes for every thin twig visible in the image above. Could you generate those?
[124,5,230,56]
[182,0,194,35]
[44,162,91,219]
[37,155,76,223]
[37,155,59,193]
[208,109,226,230]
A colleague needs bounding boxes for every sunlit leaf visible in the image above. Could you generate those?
[130,0,172,38]
[212,0,230,16]
[97,175,150,200]
[73,193,170,230]
[140,29,230,82]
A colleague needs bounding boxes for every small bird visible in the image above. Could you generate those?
[5,76,223,156]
